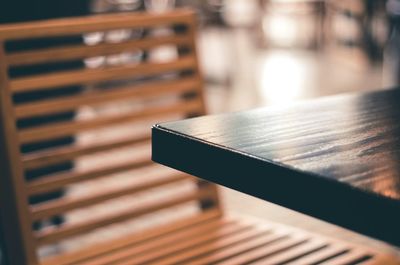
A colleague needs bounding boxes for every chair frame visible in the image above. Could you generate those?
[0,9,220,265]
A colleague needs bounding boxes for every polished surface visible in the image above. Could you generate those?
[153,88,400,246]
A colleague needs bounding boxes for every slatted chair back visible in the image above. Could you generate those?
[0,10,220,265]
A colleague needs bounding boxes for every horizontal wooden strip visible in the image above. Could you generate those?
[285,245,350,265]
[30,172,191,220]
[35,188,213,246]
[27,156,152,196]
[251,240,328,265]
[41,209,222,265]
[19,97,202,144]
[318,250,373,265]
[125,221,253,265]
[189,231,290,265]
[217,235,309,265]
[7,34,191,66]
[0,9,195,40]
[79,218,241,265]
[15,76,200,118]
[22,133,150,170]
[10,55,196,92]
[155,225,273,265]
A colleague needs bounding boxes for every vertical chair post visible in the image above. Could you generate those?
[0,42,38,265]
[185,14,222,212]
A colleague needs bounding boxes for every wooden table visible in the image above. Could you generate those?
[152,89,400,247]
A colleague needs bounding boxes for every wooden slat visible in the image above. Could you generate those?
[22,133,150,170]
[318,250,373,265]
[41,209,222,265]
[116,221,253,265]
[285,245,350,265]
[35,188,213,246]
[15,76,199,118]
[31,172,191,220]
[19,97,202,144]
[251,239,328,265]
[189,231,291,265]
[215,235,309,265]
[9,55,196,92]
[184,14,207,115]
[79,218,242,265]
[7,34,191,66]
[0,9,195,40]
[27,156,152,196]
[153,225,273,265]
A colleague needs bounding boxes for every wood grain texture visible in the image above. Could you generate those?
[153,88,400,246]
[0,9,195,40]
[19,98,202,144]
[30,172,191,220]
[22,133,150,171]
[7,34,191,66]
[15,77,199,118]
[39,214,398,265]
[9,55,196,92]
[40,209,223,265]
[35,188,214,246]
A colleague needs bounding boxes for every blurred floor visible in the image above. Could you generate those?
[200,27,386,113]
[197,25,400,257]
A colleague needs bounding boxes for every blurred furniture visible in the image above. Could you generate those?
[0,9,397,265]
[153,89,400,263]
[324,0,387,66]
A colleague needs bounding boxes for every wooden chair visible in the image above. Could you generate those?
[0,9,397,265]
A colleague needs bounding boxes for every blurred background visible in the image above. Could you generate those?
[82,0,400,113]
[4,0,398,110]
[2,0,400,261]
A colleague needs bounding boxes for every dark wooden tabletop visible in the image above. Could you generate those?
[152,88,400,246]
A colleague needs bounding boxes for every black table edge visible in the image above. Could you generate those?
[152,124,400,247]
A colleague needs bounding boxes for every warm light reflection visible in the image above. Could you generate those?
[258,52,307,105]
[262,15,298,45]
